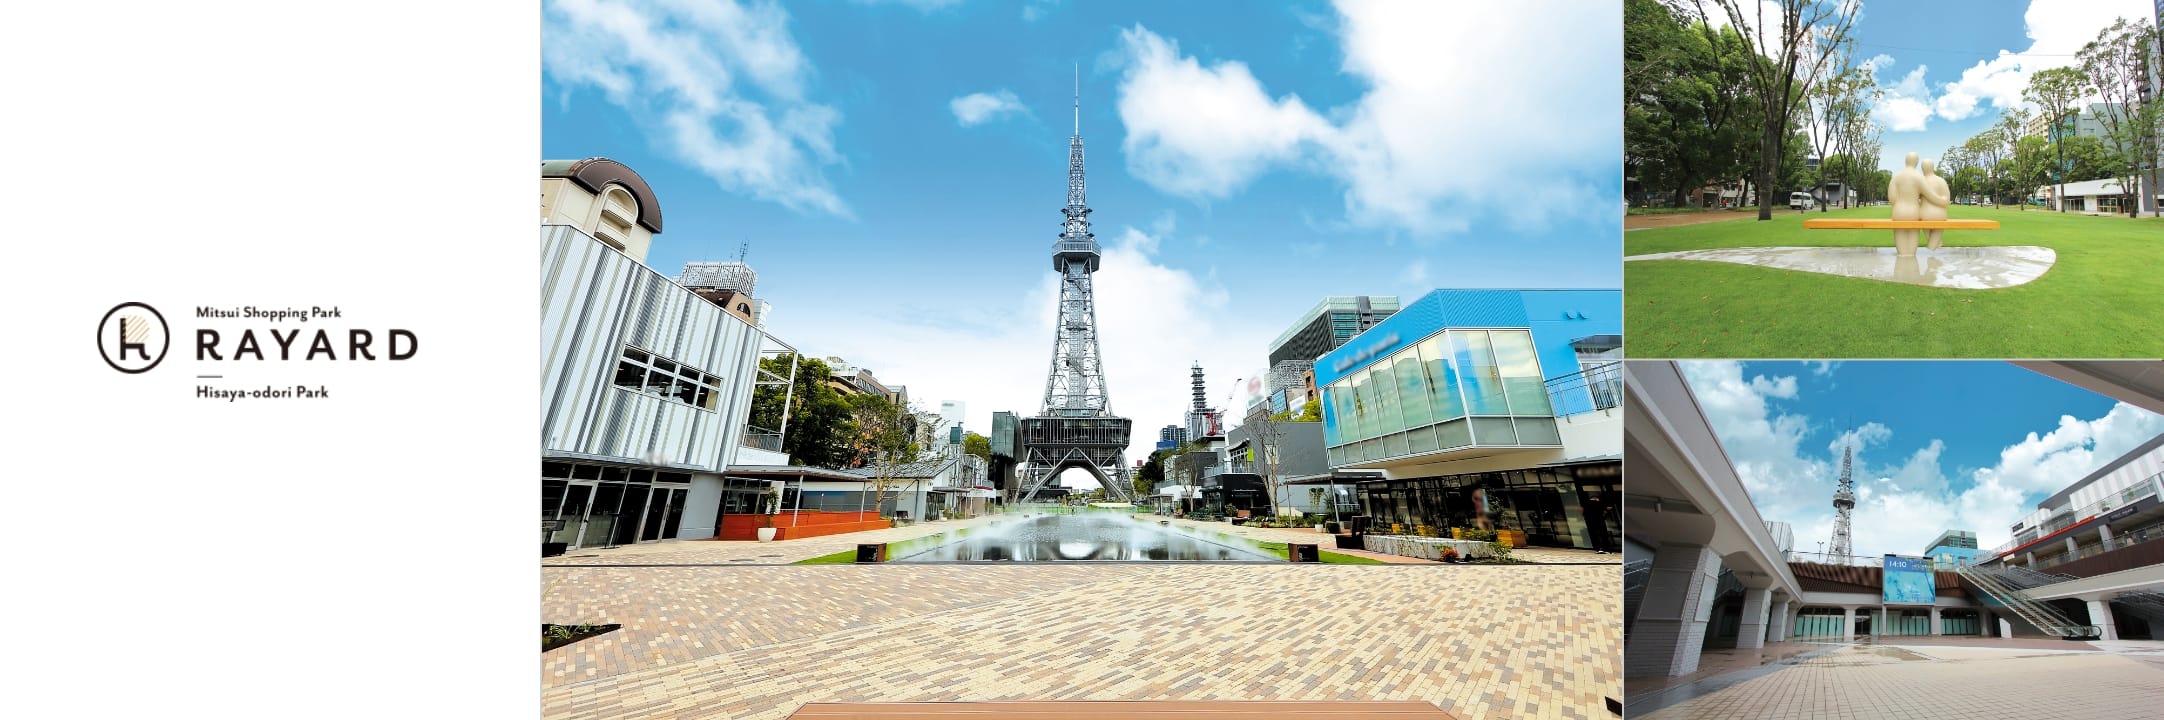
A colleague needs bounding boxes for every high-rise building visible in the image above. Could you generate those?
[1267,296,1400,367]
[1159,424,1188,446]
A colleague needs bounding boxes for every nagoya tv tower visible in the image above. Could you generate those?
[1829,441,1856,562]
[1016,67,1134,503]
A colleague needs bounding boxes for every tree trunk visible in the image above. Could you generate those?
[2138,166,2155,217]
[2055,138,2067,213]
[1757,123,1779,220]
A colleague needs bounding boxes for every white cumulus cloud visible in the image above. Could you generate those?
[1889,0,2152,127]
[543,0,849,216]
[950,90,1028,127]
[1679,361,2164,559]
[1109,0,1619,236]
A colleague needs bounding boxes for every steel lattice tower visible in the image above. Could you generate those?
[1829,441,1856,562]
[1017,71,1133,504]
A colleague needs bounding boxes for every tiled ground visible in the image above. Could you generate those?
[542,563,1622,720]
[1637,643,2164,720]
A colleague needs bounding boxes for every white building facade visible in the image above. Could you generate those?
[541,158,782,550]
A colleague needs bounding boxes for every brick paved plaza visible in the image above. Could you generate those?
[1637,641,2164,720]
[542,533,1621,720]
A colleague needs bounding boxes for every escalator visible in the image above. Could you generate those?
[1954,563,2101,639]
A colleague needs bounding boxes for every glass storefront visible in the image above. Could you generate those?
[1355,461,1620,550]
[541,461,693,549]
[1322,328,1560,466]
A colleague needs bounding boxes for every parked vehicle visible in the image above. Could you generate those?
[1788,192,1816,211]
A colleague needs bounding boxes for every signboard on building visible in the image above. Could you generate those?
[1883,554,1936,605]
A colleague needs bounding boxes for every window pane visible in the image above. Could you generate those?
[1436,418,1472,449]
[543,479,568,516]
[1515,417,1561,445]
[644,366,673,395]
[671,377,698,405]
[1349,370,1373,442]
[614,361,645,389]
[1472,417,1518,444]
[1491,330,1552,416]
[1395,354,1430,427]
[624,347,650,364]
[1322,386,1341,446]
[1453,331,1508,415]
[1370,363,1400,437]
[1420,337,1464,420]
[651,358,678,375]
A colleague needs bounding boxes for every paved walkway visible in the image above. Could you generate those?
[1635,642,2164,719]
[542,563,1622,720]
[544,515,1010,565]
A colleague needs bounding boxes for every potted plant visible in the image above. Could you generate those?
[756,488,781,542]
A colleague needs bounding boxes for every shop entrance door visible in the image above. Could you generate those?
[641,487,686,542]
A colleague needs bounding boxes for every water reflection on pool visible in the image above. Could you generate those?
[890,514,1276,562]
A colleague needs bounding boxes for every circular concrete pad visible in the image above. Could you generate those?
[1626,246,2057,289]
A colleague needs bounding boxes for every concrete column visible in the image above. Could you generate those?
[1977,609,1991,637]
[2065,536,2079,561]
[2025,551,2036,569]
[1768,600,1792,642]
[1930,607,1942,636]
[2000,618,2014,638]
[2099,523,2115,552]
[1624,544,1724,678]
[1842,606,1857,642]
[1737,587,1773,649]
[2088,598,2119,641]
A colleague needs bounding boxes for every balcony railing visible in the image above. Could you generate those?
[740,426,783,453]
[1784,551,1885,567]
[1546,361,1621,415]
[1986,471,2164,558]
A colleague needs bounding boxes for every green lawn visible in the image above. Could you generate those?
[1625,206,2164,357]
[792,549,859,565]
[1249,541,1388,565]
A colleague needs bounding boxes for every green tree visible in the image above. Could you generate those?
[748,355,854,469]
[2025,66,2088,211]
[1683,0,1862,220]
[1997,108,2034,209]
[2077,18,2163,217]
[962,431,991,464]
[845,393,918,516]
[1625,0,1762,207]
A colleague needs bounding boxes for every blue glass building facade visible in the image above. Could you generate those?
[1313,289,1623,467]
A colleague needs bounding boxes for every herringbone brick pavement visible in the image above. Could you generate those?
[542,563,1621,720]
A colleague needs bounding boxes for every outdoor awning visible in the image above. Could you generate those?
[1570,334,1623,352]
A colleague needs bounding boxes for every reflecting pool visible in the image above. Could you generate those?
[889,514,1277,562]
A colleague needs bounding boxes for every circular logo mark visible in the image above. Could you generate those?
[98,302,169,374]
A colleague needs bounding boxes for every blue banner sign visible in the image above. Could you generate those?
[1883,555,1936,605]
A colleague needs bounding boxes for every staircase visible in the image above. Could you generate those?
[1955,563,2101,639]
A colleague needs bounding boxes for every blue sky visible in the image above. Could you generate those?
[543,0,1622,474]
[1681,361,2164,559]
[1831,0,2155,171]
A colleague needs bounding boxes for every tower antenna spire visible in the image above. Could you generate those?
[1073,63,1080,135]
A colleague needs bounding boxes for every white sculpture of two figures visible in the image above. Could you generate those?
[1889,151,1953,257]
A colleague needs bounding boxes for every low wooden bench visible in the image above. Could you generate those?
[1802,218,2000,257]
[789,702,1460,718]
[1801,219,2000,230]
